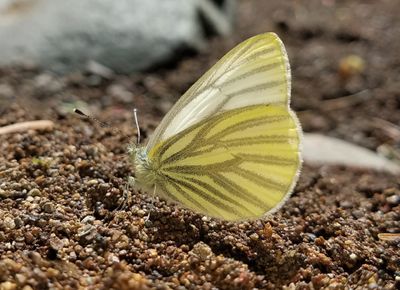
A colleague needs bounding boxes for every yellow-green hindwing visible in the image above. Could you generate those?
[148,104,300,221]
[134,32,302,221]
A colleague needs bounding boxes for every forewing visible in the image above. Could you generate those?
[148,104,301,221]
[146,33,291,150]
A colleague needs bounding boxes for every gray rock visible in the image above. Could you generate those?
[0,0,236,74]
[303,133,400,174]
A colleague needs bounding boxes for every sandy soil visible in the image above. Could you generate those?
[0,0,399,289]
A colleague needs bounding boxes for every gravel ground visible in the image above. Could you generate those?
[0,0,399,289]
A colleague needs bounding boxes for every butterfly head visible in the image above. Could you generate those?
[128,143,156,192]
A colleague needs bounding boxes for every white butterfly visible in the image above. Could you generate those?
[129,33,302,221]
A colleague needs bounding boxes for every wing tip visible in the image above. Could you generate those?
[248,32,292,105]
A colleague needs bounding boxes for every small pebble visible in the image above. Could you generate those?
[28,188,41,197]
[190,242,213,261]
[0,281,17,290]
[349,253,357,260]
[42,201,54,213]
[249,233,259,241]
[386,195,399,205]
[3,216,16,230]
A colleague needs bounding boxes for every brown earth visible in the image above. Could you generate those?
[0,0,399,289]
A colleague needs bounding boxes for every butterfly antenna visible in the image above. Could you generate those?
[133,108,141,144]
[74,108,129,138]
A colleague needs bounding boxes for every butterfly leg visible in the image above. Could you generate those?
[144,184,157,222]
[116,176,135,211]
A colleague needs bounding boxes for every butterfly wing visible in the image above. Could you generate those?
[146,32,292,150]
[143,32,301,221]
[148,104,301,221]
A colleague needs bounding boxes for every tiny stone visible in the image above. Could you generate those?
[15,274,27,284]
[250,233,259,241]
[81,215,96,224]
[315,236,326,246]
[3,216,16,230]
[14,217,23,228]
[46,267,59,278]
[50,237,64,251]
[28,188,41,197]
[340,200,352,208]
[128,225,139,235]
[42,201,55,213]
[0,189,9,198]
[148,249,158,258]
[30,251,44,266]
[72,193,81,200]
[263,223,273,239]
[69,251,77,260]
[87,179,99,186]
[386,195,400,205]
[201,216,211,222]
[107,253,120,264]
[305,233,317,240]
[352,210,364,219]
[78,225,96,240]
[2,259,21,272]
[349,253,357,260]
[0,281,17,290]
[209,221,217,228]
[190,242,213,261]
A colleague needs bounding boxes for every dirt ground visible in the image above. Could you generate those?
[0,0,399,289]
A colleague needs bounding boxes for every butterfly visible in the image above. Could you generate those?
[129,33,302,221]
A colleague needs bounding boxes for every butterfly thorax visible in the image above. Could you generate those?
[128,144,157,192]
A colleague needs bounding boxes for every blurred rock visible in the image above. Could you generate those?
[33,73,64,93]
[85,61,115,80]
[0,83,14,98]
[106,84,133,103]
[303,133,400,174]
[0,0,236,74]
[338,54,366,80]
